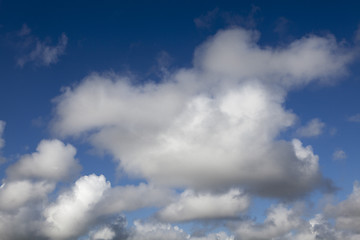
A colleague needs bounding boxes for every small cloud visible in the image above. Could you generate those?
[194,8,219,29]
[17,24,31,36]
[0,120,6,163]
[17,32,68,67]
[332,149,347,160]
[347,113,360,122]
[296,118,325,137]
[329,127,337,136]
[9,24,68,68]
[274,17,289,35]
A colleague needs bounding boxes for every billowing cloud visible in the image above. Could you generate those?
[157,188,249,222]
[95,183,174,216]
[7,139,81,181]
[231,204,302,240]
[42,174,111,239]
[326,181,360,233]
[50,27,351,199]
[296,118,325,137]
[193,28,353,87]
[0,180,54,211]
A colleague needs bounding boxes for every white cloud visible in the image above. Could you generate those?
[193,28,353,88]
[333,149,347,160]
[128,221,189,240]
[88,226,116,240]
[16,25,68,67]
[347,113,360,122]
[0,180,54,211]
[127,221,234,240]
[157,188,249,222]
[50,28,349,199]
[296,118,325,137]
[232,204,302,240]
[42,174,111,240]
[7,139,81,181]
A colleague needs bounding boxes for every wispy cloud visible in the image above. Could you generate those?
[347,113,360,122]
[10,24,68,67]
[333,149,347,160]
[296,118,325,137]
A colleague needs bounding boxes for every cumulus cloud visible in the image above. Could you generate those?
[231,204,302,240]
[14,24,68,67]
[0,180,54,211]
[157,188,249,222]
[7,139,81,181]
[42,174,111,239]
[193,28,353,87]
[296,118,325,137]
[50,27,351,199]
[96,183,174,216]
[326,181,360,233]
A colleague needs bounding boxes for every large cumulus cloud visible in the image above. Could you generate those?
[51,27,351,199]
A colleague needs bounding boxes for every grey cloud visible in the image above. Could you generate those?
[157,189,250,222]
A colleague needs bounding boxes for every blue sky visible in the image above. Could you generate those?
[1,1,360,239]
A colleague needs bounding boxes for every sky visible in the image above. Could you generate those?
[1,0,360,239]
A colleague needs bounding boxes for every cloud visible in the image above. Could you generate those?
[326,181,360,234]
[7,139,81,181]
[0,120,5,163]
[231,204,302,240]
[42,174,111,240]
[347,113,360,122]
[13,24,68,67]
[50,28,352,199]
[157,188,250,222]
[194,8,219,29]
[296,118,325,137]
[0,120,5,149]
[194,28,353,87]
[333,149,347,160]
[0,180,54,211]
[95,183,174,216]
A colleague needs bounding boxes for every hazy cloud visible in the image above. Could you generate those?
[347,113,360,122]
[0,120,5,163]
[194,8,219,29]
[296,118,325,137]
[12,24,68,67]
[333,149,347,160]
